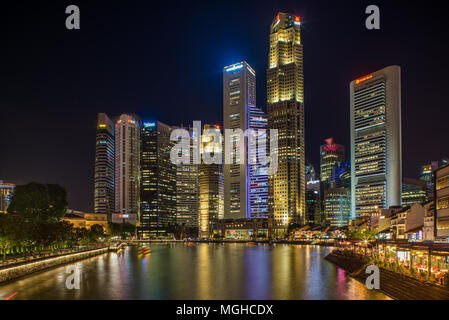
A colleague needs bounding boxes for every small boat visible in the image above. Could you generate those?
[138,246,151,254]
[247,242,257,246]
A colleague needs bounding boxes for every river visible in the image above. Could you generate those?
[0,243,390,300]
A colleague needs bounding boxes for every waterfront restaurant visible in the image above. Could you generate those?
[376,241,449,283]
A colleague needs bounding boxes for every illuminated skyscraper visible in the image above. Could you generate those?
[320,138,345,183]
[113,114,140,225]
[198,124,224,238]
[0,181,14,214]
[402,177,427,207]
[94,113,115,221]
[267,12,306,231]
[248,106,269,218]
[173,125,199,229]
[350,66,402,219]
[325,188,351,227]
[223,62,268,219]
[139,121,176,238]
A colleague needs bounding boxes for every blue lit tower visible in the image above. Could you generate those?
[223,61,268,219]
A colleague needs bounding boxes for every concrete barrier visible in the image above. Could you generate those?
[0,247,109,284]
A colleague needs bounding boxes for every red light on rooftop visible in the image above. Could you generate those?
[295,16,300,22]
[355,74,373,84]
[216,125,220,129]
[277,14,280,21]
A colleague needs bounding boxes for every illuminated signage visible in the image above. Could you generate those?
[98,124,106,128]
[225,64,243,72]
[144,122,156,127]
[355,74,373,84]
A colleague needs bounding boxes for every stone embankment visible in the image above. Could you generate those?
[0,246,111,284]
[325,251,449,300]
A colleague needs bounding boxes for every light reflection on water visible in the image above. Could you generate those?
[0,243,390,300]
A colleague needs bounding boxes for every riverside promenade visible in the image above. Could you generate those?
[0,243,126,284]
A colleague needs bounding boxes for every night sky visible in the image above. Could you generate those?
[1,0,448,212]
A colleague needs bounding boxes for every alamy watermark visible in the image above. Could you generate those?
[169,121,278,175]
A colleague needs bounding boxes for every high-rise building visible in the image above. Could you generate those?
[94,113,115,221]
[325,187,351,227]
[320,138,345,183]
[402,177,427,207]
[305,162,316,182]
[248,106,269,219]
[267,12,306,232]
[139,121,176,238]
[330,160,351,189]
[113,114,140,225]
[174,125,199,229]
[223,62,268,219]
[198,124,224,238]
[0,181,15,214]
[350,66,402,219]
[419,158,449,201]
[306,180,321,225]
[435,164,449,241]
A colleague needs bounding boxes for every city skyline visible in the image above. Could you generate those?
[1,1,448,212]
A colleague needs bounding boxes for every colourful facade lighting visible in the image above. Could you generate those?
[225,64,243,72]
[355,74,373,84]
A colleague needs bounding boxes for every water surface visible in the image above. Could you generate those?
[0,243,389,300]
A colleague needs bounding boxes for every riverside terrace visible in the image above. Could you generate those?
[334,239,449,285]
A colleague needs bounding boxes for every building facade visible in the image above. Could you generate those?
[435,164,449,241]
[402,177,427,207]
[320,138,345,184]
[174,125,199,229]
[324,187,351,227]
[350,66,402,219]
[94,113,115,221]
[267,12,306,232]
[198,125,224,238]
[113,114,140,225]
[223,62,268,219]
[139,121,176,238]
[0,181,15,214]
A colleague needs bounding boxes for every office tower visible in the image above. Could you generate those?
[401,177,427,207]
[94,113,115,221]
[435,164,449,240]
[350,66,402,219]
[330,160,351,189]
[267,12,306,232]
[0,181,15,214]
[198,124,224,238]
[325,188,351,227]
[305,162,316,182]
[223,62,268,219]
[248,106,269,218]
[113,114,140,225]
[419,158,449,201]
[306,180,321,224]
[320,138,345,183]
[174,125,199,229]
[139,121,176,239]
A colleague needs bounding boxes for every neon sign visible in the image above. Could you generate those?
[355,74,373,84]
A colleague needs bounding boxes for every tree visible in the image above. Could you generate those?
[107,222,135,239]
[88,224,105,243]
[0,214,28,260]
[7,183,68,221]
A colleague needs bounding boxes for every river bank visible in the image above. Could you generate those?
[0,244,126,284]
[325,250,449,300]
